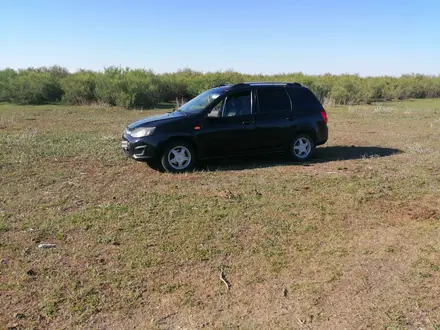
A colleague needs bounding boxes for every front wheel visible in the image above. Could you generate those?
[161,141,196,173]
[146,158,164,172]
[289,134,315,161]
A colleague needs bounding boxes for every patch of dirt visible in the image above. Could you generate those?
[407,205,439,221]
[378,197,440,223]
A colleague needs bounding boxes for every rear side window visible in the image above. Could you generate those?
[257,87,292,113]
[287,87,323,112]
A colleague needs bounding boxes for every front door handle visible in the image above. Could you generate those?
[242,120,254,125]
[286,116,294,121]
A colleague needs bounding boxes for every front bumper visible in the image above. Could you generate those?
[121,134,158,160]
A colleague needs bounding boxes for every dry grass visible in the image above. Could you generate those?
[1,100,440,329]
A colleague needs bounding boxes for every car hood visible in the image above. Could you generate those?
[127,111,185,129]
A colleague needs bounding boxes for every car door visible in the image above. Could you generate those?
[254,86,299,152]
[195,89,257,159]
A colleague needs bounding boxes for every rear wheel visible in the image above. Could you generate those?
[161,141,196,173]
[289,134,315,161]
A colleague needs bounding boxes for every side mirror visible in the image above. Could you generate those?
[207,110,221,118]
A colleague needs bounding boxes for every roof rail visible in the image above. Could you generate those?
[244,82,302,87]
[213,82,303,88]
[212,82,249,88]
[230,83,247,88]
[212,83,229,88]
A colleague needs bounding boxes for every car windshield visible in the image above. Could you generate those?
[178,88,225,114]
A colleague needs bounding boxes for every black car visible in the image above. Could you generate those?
[121,82,328,172]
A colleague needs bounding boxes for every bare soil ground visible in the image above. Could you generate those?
[1,100,440,329]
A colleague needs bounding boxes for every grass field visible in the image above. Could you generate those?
[1,100,440,329]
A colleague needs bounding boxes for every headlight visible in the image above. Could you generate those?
[130,127,156,138]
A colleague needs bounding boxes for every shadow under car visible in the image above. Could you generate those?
[196,145,402,172]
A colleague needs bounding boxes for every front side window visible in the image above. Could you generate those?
[257,87,292,113]
[209,91,252,117]
[223,91,252,117]
[179,88,225,114]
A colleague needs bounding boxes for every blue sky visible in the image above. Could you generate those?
[1,0,439,76]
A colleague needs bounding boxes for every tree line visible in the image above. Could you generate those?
[1,66,439,108]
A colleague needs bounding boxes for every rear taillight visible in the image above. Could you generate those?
[320,109,328,124]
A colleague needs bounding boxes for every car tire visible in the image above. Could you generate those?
[161,140,196,173]
[289,134,315,161]
[146,158,164,172]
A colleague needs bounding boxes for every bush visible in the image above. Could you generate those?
[60,70,97,105]
[1,66,439,107]
[0,66,68,104]
[0,68,17,102]
[94,67,127,106]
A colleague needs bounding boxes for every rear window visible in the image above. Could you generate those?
[287,87,323,112]
[257,87,292,113]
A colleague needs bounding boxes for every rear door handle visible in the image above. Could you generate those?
[286,116,294,121]
[242,120,254,125]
